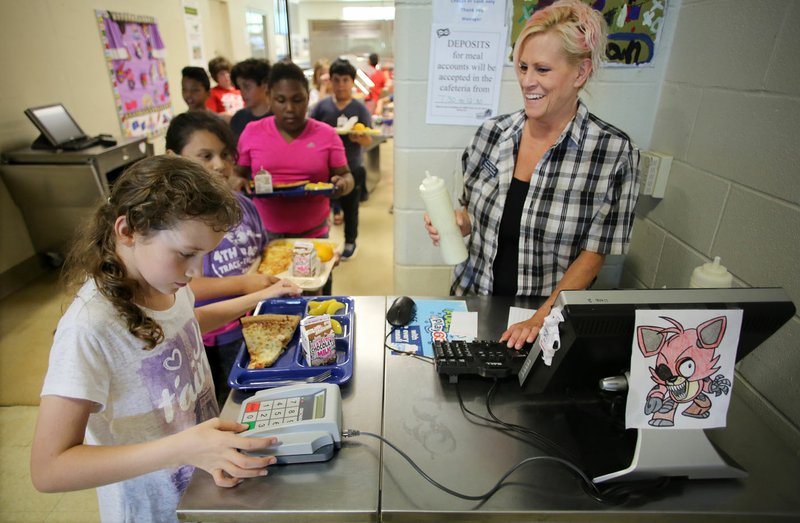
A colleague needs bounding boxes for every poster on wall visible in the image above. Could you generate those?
[182,0,206,67]
[511,0,667,66]
[95,10,172,139]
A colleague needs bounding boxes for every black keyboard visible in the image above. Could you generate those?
[433,340,530,379]
[60,136,101,151]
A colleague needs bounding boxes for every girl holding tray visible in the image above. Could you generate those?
[166,111,301,406]
[235,61,355,240]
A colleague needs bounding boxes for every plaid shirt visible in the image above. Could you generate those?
[451,100,640,296]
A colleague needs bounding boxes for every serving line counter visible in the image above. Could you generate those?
[178,295,800,522]
[177,296,387,522]
[380,296,800,522]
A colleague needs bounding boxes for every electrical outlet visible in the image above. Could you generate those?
[639,151,672,199]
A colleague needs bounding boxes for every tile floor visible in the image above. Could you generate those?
[0,142,395,522]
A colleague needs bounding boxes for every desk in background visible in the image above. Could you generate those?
[1,137,151,257]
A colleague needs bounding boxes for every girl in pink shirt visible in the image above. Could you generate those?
[237,62,354,238]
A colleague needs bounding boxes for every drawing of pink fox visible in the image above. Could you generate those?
[636,316,732,427]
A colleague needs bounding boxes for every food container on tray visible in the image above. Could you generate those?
[253,238,339,292]
[228,296,355,391]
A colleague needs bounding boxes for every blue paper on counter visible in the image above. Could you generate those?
[388,300,468,357]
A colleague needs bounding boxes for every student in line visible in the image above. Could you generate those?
[207,56,244,121]
[31,156,283,522]
[230,58,272,142]
[308,58,331,110]
[181,66,212,112]
[166,111,300,407]
[310,57,372,260]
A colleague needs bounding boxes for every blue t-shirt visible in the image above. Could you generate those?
[230,108,271,143]
[310,97,371,169]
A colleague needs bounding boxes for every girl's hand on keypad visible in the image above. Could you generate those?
[172,418,279,487]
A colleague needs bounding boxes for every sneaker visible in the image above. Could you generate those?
[341,243,358,260]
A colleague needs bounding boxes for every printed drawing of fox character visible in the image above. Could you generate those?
[637,316,732,427]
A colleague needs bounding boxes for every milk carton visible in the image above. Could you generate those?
[291,241,320,277]
[300,315,337,366]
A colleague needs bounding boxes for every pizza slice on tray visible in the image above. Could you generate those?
[241,314,301,369]
[273,179,310,189]
[257,241,293,276]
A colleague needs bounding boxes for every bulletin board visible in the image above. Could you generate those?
[95,10,173,138]
[511,0,667,66]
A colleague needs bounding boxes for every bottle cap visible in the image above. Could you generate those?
[419,170,444,192]
[690,256,733,288]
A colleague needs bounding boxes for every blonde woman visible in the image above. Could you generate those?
[424,0,640,348]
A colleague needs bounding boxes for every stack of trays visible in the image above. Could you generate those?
[228,296,355,391]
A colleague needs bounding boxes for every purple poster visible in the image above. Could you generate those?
[96,10,173,138]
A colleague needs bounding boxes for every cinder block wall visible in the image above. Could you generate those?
[623,0,800,430]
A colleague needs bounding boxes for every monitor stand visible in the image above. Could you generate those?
[31,133,56,150]
[593,428,747,483]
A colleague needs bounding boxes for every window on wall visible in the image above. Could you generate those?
[273,0,290,60]
[246,10,268,59]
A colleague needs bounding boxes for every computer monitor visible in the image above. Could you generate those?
[24,103,88,148]
[520,287,796,396]
[516,287,795,482]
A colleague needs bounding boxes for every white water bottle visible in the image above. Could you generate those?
[419,171,468,265]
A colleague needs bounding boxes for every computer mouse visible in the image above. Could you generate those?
[386,296,416,327]
[97,134,117,147]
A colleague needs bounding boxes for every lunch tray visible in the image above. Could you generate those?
[251,185,334,198]
[254,238,339,292]
[228,296,355,391]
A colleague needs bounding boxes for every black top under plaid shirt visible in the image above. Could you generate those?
[451,100,640,297]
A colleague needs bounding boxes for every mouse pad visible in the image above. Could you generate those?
[387,300,468,357]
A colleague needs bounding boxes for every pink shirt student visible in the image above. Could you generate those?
[238,116,347,237]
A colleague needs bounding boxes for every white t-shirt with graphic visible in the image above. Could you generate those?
[41,279,219,523]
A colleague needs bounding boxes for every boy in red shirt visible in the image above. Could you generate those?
[206,56,244,120]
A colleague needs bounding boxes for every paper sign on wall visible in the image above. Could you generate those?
[433,0,507,27]
[426,24,505,126]
[182,0,206,67]
[625,309,742,430]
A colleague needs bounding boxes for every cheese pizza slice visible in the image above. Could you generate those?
[273,179,311,189]
[241,314,301,369]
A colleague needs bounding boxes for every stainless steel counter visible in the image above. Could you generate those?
[177,296,386,522]
[177,295,800,522]
[379,296,800,521]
